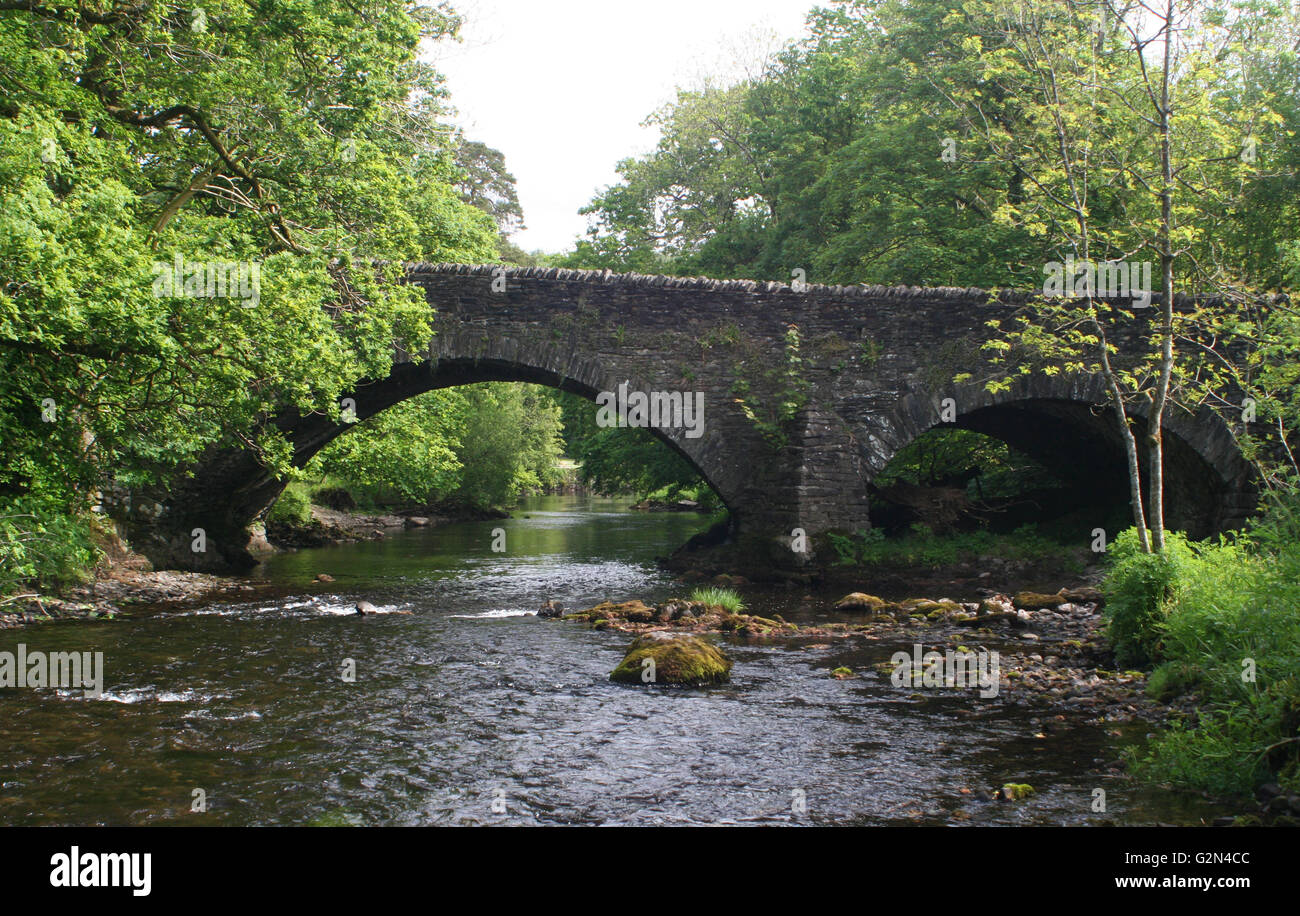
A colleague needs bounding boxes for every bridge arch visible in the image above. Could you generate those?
[870,374,1256,538]
[286,334,740,513]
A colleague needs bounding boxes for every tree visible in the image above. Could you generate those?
[0,0,498,584]
[454,139,526,235]
[951,0,1285,551]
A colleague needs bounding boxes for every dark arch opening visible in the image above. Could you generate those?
[874,398,1234,540]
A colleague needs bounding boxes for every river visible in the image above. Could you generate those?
[0,495,1228,825]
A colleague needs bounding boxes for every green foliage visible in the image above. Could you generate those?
[553,391,715,501]
[0,497,99,592]
[453,384,564,509]
[266,483,311,528]
[1103,529,1197,668]
[308,383,564,511]
[308,390,464,506]
[1146,661,1203,703]
[1115,500,1300,796]
[0,0,499,588]
[875,428,1060,498]
[689,586,745,614]
[826,523,1077,572]
[733,324,811,449]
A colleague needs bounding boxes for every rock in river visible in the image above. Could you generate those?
[610,632,732,687]
[834,592,889,612]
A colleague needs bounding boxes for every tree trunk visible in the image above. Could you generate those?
[1147,0,1177,552]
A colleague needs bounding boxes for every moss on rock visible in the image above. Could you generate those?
[997,783,1036,801]
[834,592,889,612]
[610,632,732,686]
[1014,591,1066,610]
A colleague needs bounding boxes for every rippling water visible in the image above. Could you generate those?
[0,496,1227,826]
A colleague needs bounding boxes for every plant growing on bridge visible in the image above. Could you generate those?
[732,324,812,449]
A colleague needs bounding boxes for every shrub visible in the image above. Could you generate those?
[266,484,312,527]
[689,586,745,614]
[0,497,99,592]
[1102,528,1196,667]
[1113,509,1300,797]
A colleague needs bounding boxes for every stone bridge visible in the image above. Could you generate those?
[126,264,1256,573]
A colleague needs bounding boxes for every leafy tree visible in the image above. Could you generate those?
[0,0,498,585]
[551,391,708,499]
[453,139,525,235]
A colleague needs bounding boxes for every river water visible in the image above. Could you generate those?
[0,496,1228,826]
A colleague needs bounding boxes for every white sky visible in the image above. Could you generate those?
[430,0,819,254]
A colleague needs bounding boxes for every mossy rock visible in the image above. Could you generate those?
[610,633,732,687]
[591,600,656,619]
[834,592,889,612]
[1013,591,1065,610]
[914,600,962,617]
[831,666,855,679]
[997,783,1036,801]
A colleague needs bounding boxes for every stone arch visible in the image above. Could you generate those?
[133,333,744,571]
[869,373,1256,537]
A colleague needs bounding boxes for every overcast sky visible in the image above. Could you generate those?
[430,0,819,254]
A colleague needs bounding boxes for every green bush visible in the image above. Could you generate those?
[1112,509,1300,797]
[1102,528,1196,667]
[1145,660,1202,702]
[266,484,312,527]
[824,523,1077,572]
[0,497,99,592]
[690,586,745,614]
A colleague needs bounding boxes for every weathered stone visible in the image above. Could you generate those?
[1014,590,1067,610]
[117,265,1258,572]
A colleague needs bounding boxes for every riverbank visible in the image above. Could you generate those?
[0,566,263,629]
[265,503,509,550]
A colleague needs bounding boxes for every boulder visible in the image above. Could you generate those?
[834,592,889,612]
[610,633,732,686]
[355,600,379,615]
[997,783,1036,801]
[1014,590,1067,610]
[537,599,566,619]
[1060,586,1104,606]
[978,595,1014,616]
